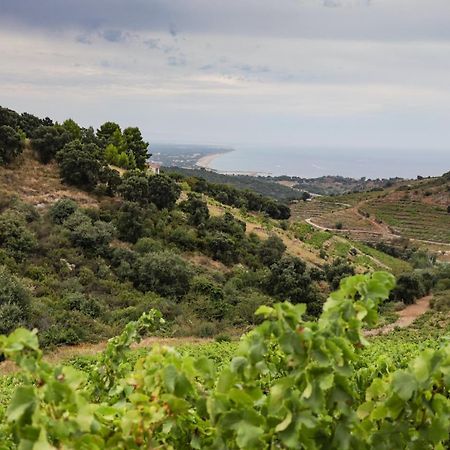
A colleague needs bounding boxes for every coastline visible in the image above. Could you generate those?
[195,150,232,169]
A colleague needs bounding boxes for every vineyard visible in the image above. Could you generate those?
[0,272,449,449]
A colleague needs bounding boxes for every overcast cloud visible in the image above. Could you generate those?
[1,0,450,149]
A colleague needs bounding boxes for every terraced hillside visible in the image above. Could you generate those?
[290,199,349,221]
[363,197,450,243]
[291,172,450,245]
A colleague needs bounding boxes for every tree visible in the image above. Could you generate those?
[49,198,78,224]
[0,125,23,165]
[180,193,210,226]
[63,210,115,254]
[118,172,150,204]
[324,258,355,290]
[31,125,70,163]
[123,127,149,169]
[0,211,36,261]
[134,252,192,298]
[19,112,43,137]
[267,255,321,313]
[115,202,146,243]
[258,234,286,267]
[147,174,181,210]
[56,140,103,189]
[391,273,425,304]
[302,191,311,202]
[0,266,30,334]
[0,106,20,129]
[205,232,239,265]
[104,144,120,165]
[96,122,121,147]
[62,118,82,141]
[99,166,122,196]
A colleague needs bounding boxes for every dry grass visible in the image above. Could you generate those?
[0,149,100,209]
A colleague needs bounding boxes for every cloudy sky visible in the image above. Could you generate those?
[1,0,450,151]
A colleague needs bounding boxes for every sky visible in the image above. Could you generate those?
[1,0,450,151]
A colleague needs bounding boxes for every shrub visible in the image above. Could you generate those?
[147,174,181,210]
[31,125,70,163]
[0,211,36,261]
[134,251,192,298]
[0,266,30,332]
[56,140,103,189]
[64,211,115,254]
[391,272,425,304]
[0,125,23,165]
[49,198,78,224]
[258,234,286,266]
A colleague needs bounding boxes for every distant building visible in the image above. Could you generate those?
[146,162,161,175]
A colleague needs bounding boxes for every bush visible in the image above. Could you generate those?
[0,125,23,165]
[134,251,192,298]
[115,201,145,243]
[31,125,70,163]
[49,198,78,224]
[0,266,30,332]
[324,258,355,290]
[0,211,36,261]
[56,140,103,189]
[258,234,286,266]
[267,255,322,315]
[391,272,425,304]
[64,211,115,254]
[147,174,181,210]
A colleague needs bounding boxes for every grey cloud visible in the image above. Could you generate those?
[1,0,450,41]
[167,54,187,67]
[101,29,127,43]
[76,33,92,45]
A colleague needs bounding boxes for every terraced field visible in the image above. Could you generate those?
[363,198,450,243]
[290,199,349,221]
[313,208,377,231]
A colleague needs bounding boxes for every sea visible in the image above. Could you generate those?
[209,146,450,179]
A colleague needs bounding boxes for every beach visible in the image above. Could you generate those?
[195,151,230,169]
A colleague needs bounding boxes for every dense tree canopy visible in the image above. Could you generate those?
[56,140,104,189]
[31,125,70,163]
[123,126,149,169]
[0,125,23,165]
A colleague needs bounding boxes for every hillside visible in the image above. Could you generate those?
[1,106,450,449]
[291,173,450,250]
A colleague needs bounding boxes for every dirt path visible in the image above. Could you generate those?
[365,295,432,337]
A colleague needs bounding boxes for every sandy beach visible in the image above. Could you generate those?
[195,151,230,169]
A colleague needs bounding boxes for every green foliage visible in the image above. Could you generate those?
[266,255,322,313]
[133,251,193,298]
[123,126,149,169]
[258,234,286,266]
[0,266,30,334]
[63,210,115,254]
[118,171,150,204]
[48,198,78,224]
[324,257,355,290]
[391,272,426,304]
[6,272,449,449]
[62,118,82,141]
[115,201,146,243]
[0,125,23,165]
[56,140,104,189]
[0,211,36,261]
[31,125,70,163]
[147,174,181,210]
[180,192,210,226]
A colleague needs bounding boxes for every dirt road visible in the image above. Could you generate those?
[365,295,432,337]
